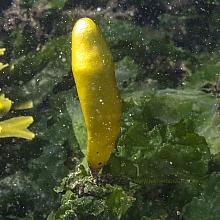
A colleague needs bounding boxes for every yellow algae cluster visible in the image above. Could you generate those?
[0,48,35,140]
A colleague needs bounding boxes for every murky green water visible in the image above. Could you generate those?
[1,1,220,220]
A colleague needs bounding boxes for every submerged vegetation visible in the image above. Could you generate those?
[0,48,34,140]
[1,0,220,219]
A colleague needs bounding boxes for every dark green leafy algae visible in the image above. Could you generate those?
[1,0,220,219]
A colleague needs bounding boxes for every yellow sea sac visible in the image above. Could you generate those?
[0,63,8,71]
[0,48,9,71]
[0,94,12,117]
[0,116,35,140]
[0,48,6,56]
[14,100,34,110]
[72,18,122,172]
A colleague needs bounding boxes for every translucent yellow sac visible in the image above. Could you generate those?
[0,48,8,71]
[0,116,35,140]
[0,63,8,71]
[0,48,9,71]
[14,100,33,110]
[72,18,122,171]
[0,94,12,117]
[0,48,6,56]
